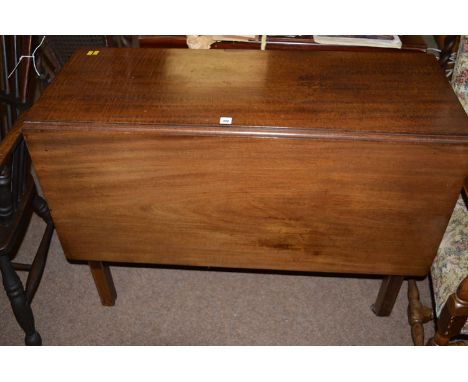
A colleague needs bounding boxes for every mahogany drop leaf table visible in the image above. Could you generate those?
[20,49,468,320]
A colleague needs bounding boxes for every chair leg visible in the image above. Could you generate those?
[407,279,433,345]
[428,276,468,346]
[89,261,117,306]
[25,194,54,303]
[372,275,404,316]
[0,254,42,345]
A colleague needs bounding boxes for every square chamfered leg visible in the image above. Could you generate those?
[89,261,116,306]
[372,275,405,316]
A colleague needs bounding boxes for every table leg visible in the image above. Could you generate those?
[89,261,116,306]
[372,275,404,316]
[0,254,42,345]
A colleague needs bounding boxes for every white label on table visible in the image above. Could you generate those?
[219,117,232,125]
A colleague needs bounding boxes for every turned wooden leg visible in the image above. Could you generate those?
[428,276,468,346]
[407,279,433,345]
[89,261,116,306]
[25,194,54,303]
[0,254,42,345]
[372,275,404,316]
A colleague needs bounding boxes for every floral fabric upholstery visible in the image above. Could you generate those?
[431,196,468,334]
[451,36,468,114]
[430,36,468,335]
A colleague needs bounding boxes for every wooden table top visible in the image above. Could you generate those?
[24,48,468,143]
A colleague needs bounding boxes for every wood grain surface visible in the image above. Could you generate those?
[24,128,468,276]
[21,48,468,278]
[23,48,468,138]
[0,124,23,167]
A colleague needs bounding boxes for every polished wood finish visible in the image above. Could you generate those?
[89,261,116,306]
[407,279,433,345]
[24,129,468,276]
[24,49,467,137]
[372,276,404,316]
[428,277,468,346]
[21,49,468,312]
[0,123,22,167]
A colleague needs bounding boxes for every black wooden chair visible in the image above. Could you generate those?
[0,36,54,345]
[0,35,127,345]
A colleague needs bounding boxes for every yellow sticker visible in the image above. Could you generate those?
[92,50,100,55]
[86,50,94,55]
